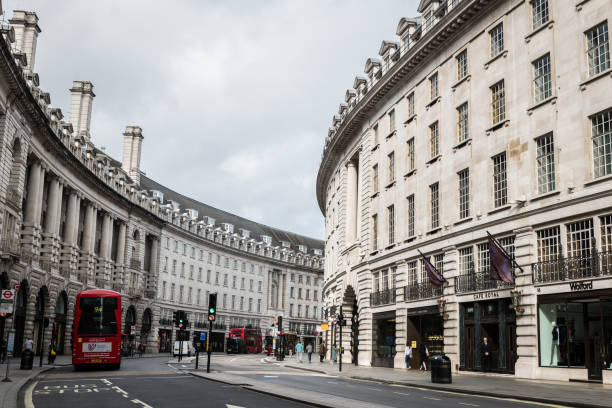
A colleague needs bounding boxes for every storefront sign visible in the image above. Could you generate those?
[473,291,500,300]
[321,323,328,331]
[569,280,593,291]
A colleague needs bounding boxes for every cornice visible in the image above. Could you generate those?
[316,0,493,214]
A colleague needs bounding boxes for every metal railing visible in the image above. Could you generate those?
[455,271,514,293]
[370,288,396,306]
[404,282,442,301]
[532,252,612,284]
[159,318,173,326]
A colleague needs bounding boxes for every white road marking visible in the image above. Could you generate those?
[263,375,278,378]
[394,391,411,396]
[100,379,112,385]
[424,397,442,401]
[327,381,338,384]
[24,380,36,408]
[458,403,479,407]
[367,387,382,391]
[131,399,154,408]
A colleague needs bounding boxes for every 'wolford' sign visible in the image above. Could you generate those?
[569,281,593,291]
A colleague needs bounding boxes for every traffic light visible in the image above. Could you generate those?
[277,316,283,333]
[173,310,179,327]
[208,293,217,322]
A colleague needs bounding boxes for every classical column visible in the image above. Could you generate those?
[281,272,286,310]
[116,222,126,266]
[36,165,46,225]
[63,192,78,244]
[81,204,97,254]
[99,213,111,260]
[43,177,60,234]
[24,161,42,224]
[54,182,64,236]
[150,237,159,274]
[346,160,358,243]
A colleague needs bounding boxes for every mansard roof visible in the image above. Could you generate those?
[396,17,420,36]
[139,175,324,253]
[378,40,399,56]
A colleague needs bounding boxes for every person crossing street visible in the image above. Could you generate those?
[295,341,304,363]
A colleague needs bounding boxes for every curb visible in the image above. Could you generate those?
[283,365,606,408]
[185,371,332,408]
[14,366,54,408]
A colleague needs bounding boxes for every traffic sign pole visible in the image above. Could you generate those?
[206,319,212,373]
[339,305,343,373]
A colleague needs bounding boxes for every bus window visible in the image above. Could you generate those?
[77,297,118,335]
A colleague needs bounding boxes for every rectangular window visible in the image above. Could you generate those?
[372,271,379,293]
[170,283,175,301]
[531,0,549,29]
[223,273,228,286]
[536,134,556,193]
[492,153,508,207]
[240,296,244,311]
[231,295,235,310]
[407,194,415,238]
[257,299,261,313]
[289,304,293,317]
[223,294,227,308]
[387,205,395,245]
[290,287,294,298]
[601,215,612,253]
[198,267,203,281]
[387,152,395,183]
[459,247,474,275]
[407,261,417,286]
[258,281,262,292]
[189,265,194,280]
[533,54,552,103]
[248,298,253,312]
[372,214,378,251]
[537,227,561,262]
[172,260,176,275]
[566,219,594,258]
[406,138,415,171]
[206,269,211,283]
[586,21,610,77]
[162,281,167,300]
[298,305,302,317]
[215,271,219,285]
[430,183,439,229]
[180,262,185,277]
[372,164,379,194]
[457,103,469,143]
[373,124,379,146]
[592,109,612,178]
[232,275,237,289]
[249,279,254,291]
[458,168,470,219]
[407,92,415,117]
[179,285,184,303]
[187,288,192,304]
[430,73,439,99]
[306,289,310,300]
[457,50,468,80]
[196,289,201,305]
[491,80,506,124]
[389,109,396,132]
[490,23,504,57]
[430,121,439,158]
[241,277,245,290]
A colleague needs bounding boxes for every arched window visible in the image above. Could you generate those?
[141,309,152,334]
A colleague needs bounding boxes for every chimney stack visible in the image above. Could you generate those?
[10,10,41,71]
[122,126,144,185]
[69,81,96,139]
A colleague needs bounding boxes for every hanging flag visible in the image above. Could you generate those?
[418,250,446,287]
[488,235,514,283]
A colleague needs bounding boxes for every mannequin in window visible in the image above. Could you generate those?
[551,322,559,365]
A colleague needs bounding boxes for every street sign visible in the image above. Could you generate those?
[200,332,207,341]
[1,289,15,302]
[208,314,215,321]
[14,284,20,290]
[0,302,13,315]
[321,323,329,331]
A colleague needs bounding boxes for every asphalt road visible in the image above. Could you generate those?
[25,356,311,408]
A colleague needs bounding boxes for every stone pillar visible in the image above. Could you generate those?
[54,182,64,236]
[393,262,408,368]
[513,226,537,379]
[281,272,286,310]
[24,162,41,224]
[442,246,459,372]
[114,222,127,290]
[60,191,80,275]
[79,203,97,282]
[99,213,111,259]
[41,177,61,264]
[345,161,357,244]
[36,165,46,226]
[356,268,373,366]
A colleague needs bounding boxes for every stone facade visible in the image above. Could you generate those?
[0,8,323,359]
[317,0,612,383]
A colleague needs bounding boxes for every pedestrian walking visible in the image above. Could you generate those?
[319,342,326,363]
[0,338,7,363]
[295,341,304,362]
[138,343,145,357]
[48,341,57,365]
[25,337,33,351]
[419,342,429,371]
[482,337,491,372]
[306,343,313,363]
[331,344,337,364]
[405,340,413,369]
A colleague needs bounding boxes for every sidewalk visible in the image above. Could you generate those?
[0,357,59,408]
[268,358,612,408]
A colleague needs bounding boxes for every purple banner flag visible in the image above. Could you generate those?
[488,236,514,283]
[419,251,446,288]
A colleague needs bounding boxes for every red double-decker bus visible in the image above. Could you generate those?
[72,289,122,370]
[229,328,262,353]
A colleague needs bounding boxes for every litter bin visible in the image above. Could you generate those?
[20,349,34,370]
[430,354,452,384]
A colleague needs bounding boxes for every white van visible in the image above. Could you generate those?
[173,340,193,357]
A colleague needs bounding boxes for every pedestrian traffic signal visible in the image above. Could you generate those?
[208,293,217,322]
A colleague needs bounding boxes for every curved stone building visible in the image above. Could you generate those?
[0,9,323,358]
[317,0,612,383]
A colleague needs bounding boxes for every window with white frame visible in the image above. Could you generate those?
[257,299,262,313]
[566,219,594,258]
[591,109,612,178]
[231,295,235,310]
[492,153,508,207]
[458,168,470,219]
[407,261,417,286]
[387,152,395,183]
[197,289,201,305]
[407,92,415,117]
[459,247,474,275]
[531,0,549,30]
[232,275,237,289]
[586,21,610,77]
[389,109,396,132]
[372,271,380,293]
[536,133,555,194]
[430,182,439,229]
[490,23,504,57]
[430,73,439,100]
[372,214,378,251]
[240,296,244,311]
[407,138,415,171]
[162,281,167,300]
[407,194,415,238]
[198,267,202,281]
[477,243,490,273]
[457,50,468,80]
[537,227,561,262]
[372,164,379,194]
[420,254,443,282]
[533,54,552,103]
[387,205,395,245]
[490,80,506,124]
[600,215,612,252]
[457,103,469,143]
[430,121,439,158]
[187,287,192,304]
[170,283,175,301]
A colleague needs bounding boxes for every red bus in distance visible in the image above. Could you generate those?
[72,289,122,370]
[229,328,262,353]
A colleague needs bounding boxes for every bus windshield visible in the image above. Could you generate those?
[77,297,118,335]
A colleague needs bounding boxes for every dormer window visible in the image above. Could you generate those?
[169,200,180,211]
[313,249,323,256]
[298,245,307,253]
[222,223,234,233]
[239,228,250,238]
[150,190,164,202]
[281,241,290,248]
[187,209,198,219]
[261,235,272,246]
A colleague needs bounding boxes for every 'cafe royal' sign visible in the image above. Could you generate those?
[473,290,510,300]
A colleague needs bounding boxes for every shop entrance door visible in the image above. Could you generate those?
[465,325,474,370]
[587,302,603,381]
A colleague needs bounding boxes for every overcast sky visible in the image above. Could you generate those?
[5,0,419,240]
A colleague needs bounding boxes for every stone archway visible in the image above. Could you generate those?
[13,279,29,356]
[53,291,68,354]
[33,286,50,356]
[342,286,359,365]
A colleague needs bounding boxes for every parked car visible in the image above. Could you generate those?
[226,337,247,354]
[173,340,193,357]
